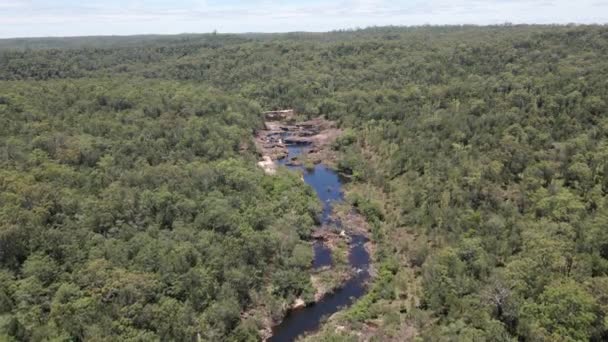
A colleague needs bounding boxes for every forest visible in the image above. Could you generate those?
[1,25,608,341]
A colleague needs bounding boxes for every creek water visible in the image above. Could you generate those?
[269,143,371,342]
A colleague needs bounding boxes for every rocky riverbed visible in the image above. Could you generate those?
[255,116,342,172]
[254,112,374,342]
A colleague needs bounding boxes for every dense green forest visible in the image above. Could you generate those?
[0,80,321,340]
[2,25,608,341]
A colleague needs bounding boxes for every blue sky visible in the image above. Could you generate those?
[1,0,607,38]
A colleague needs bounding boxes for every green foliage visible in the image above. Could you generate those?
[520,280,597,341]
[2,25,608,340]
[0,80,317,340]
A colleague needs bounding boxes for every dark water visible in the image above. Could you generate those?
[269,143,371,342]
[277,144,345,222]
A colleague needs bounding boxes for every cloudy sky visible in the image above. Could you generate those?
[1,0,607,38]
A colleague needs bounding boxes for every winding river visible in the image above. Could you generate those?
[268,142,371,342]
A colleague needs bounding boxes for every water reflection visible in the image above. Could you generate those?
[269,142,371,342]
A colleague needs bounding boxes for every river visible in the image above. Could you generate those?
[268,142,371,342]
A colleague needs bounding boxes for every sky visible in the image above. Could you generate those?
[1,0,607,38]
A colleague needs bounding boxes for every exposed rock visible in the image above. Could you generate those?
[291,298,306,310]
[284,136,313,144]
[332,209,371,236]
[311,230,339,241]
[257,156,276,175]
[255,114,343,174]
[264,109,295,121]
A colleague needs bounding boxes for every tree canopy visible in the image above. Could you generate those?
[2,24,608,341]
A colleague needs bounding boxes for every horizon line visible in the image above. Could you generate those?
[1,22,607,41]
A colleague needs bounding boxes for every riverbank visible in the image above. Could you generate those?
[255,116,342,172]
[254,113,376,341]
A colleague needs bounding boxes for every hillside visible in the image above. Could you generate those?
[1,25,608,341]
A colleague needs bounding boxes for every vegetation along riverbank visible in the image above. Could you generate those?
[254,112,376,340]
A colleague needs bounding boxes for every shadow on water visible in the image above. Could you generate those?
[269,143,371,342]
